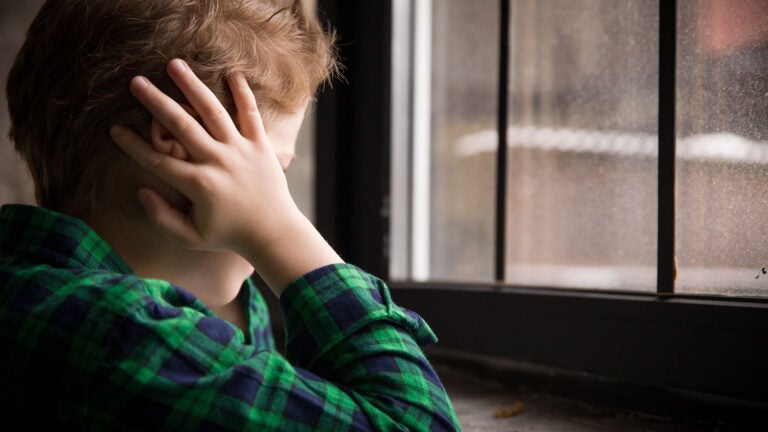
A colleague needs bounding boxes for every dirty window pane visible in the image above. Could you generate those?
[500,0,659,290]
[407,0,499,282]
[676,0,768,297]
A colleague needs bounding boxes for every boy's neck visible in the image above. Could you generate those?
[83,205,254,332]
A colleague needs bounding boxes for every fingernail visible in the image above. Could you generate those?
[130,76,149,91]
[168,59,187,76]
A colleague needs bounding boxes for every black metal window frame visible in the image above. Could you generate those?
[313,0,768,426]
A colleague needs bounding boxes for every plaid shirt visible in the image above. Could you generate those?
[0,204,460,431]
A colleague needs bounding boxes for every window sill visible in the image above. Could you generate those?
[390,283,768,410]
[433,355,757,432]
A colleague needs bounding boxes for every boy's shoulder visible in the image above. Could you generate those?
[0,259,201,336]
[0,203,211,328]
[0,204,131,273]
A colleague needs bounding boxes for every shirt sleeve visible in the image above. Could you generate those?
[91,264,461,431]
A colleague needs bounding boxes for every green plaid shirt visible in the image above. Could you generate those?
[0,204,460,431]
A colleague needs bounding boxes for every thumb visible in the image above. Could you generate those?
[136,188,203,248]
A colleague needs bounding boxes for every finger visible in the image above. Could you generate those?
[166,58,238,142]
[227,71,268,142]
[136,188,204,248]
[111,125,197,196]
[129,75,215,158]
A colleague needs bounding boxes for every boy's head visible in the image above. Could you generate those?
[6,0,338,216]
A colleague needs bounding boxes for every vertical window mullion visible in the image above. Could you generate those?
[657,0,677,295]
[495,0,511,282]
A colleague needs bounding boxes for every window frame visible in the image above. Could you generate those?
[313,0,768,425]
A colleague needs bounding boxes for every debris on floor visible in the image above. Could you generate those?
[494,401,525,419]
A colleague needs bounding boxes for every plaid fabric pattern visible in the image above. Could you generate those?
[0,204,460,431]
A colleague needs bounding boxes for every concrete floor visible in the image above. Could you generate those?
[435,364,754,432]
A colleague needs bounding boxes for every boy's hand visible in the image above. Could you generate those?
[111,59,342,294]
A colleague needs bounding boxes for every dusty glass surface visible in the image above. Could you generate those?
[675,0,768,296]
[426,0,499,281]
[497,0,659,290]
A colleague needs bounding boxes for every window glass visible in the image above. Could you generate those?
[390,0,499,282]
[676,0,768,296]
[428,0,499,282]
[502,0,659,290]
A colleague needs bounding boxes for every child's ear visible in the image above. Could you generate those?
[150,118,189,160]
[149,103,200,161]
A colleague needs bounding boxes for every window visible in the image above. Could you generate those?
[315,0,767,425]
[391,0,768,297]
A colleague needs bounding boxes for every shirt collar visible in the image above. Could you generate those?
[0,204,133,274]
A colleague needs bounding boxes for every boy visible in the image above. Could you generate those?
[0,0,460,430]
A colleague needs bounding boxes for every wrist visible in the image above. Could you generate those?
[242,211,343,297]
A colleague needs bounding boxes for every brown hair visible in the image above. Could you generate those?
[6,0,338,215]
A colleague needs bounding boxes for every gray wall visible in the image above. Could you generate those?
[0,0,42,206]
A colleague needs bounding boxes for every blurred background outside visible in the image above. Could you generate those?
[391,0,768,297]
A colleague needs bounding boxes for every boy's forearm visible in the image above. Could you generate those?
[279,264,462,430]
